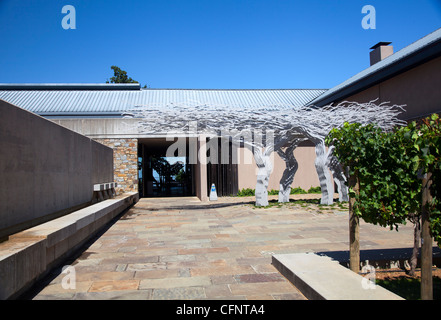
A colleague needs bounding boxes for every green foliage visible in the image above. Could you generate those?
[291,187,308,194]
[416,114,441,245]
[236,186,317,197]
[106,65,139,84]
[175,168,186,183]
[325,114,441,246]
[237,188,255,197]
[307,186,321,194]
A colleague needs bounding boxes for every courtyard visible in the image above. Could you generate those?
[23,195,415,300]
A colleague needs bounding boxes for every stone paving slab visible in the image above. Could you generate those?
[24,195,416,300]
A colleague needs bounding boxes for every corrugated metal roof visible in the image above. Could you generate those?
[0,83,140,90]
[309,27,441,107]
[0,88,327,116]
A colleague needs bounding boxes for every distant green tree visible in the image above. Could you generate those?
[106,66,148,87]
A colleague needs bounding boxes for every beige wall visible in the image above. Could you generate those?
[237,145,319,191]
[347,56,441,121]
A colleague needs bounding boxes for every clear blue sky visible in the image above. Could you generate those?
[1,0,440,89]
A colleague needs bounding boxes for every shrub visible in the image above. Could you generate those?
[290,187,307,194]
[237,188,255,197]
[237,186,318,196]
[307,186,322,194]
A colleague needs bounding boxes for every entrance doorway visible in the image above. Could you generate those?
[138,138,195,198]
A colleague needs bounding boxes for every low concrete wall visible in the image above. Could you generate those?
[0,192,139,300]
[0,100,114,240]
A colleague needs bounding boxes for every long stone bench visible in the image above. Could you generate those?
[272,252,404,300]
[0,192,138,300]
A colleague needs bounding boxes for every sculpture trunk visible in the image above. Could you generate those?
[334,178,349,202]
[254,147,273,207]
[315,141,334,205]
[326,153,349,202]
[278,145,298,203]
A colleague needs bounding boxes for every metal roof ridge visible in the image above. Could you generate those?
[0,85,328,92]
[139,88,328,91]
[0,83,141,91]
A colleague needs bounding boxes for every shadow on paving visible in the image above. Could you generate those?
[129,201,255,211]
[133,196,326,212]
[316,247,441,268]
[17,204,136,300]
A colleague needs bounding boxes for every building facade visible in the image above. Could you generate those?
[1,27,440,201]
[0,87,325,200]
[309,28,441,121]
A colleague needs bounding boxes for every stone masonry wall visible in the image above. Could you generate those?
[93,138,138,194]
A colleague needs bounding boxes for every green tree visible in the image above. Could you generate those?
[106,65,149,88]
[106,65,138,84]
[326,115,441,277]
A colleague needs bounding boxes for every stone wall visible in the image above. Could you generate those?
[94,138,138,194]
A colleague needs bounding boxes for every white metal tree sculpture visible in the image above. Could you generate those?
[125,102,290,206]
[124,99,406,206]
[266,100,406,204]
[277,137,307,202]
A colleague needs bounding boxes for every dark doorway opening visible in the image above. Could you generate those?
[138,138,195,198]
[206,137,239,197]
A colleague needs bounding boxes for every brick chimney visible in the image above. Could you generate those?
[370,42,393,66]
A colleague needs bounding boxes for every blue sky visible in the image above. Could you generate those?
[0,0,440,89]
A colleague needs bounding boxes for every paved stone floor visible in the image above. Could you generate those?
[26,195,415,300]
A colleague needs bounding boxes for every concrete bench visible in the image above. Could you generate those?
[272,252,404,300]
[92,182,117,202]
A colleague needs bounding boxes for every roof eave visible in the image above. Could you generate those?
[310,37,441,107]
[0,83,141,91]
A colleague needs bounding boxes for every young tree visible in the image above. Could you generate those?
[326,115,441,284]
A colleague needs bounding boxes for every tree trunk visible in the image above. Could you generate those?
[421,172,433,300]
[348,170,360,273]
[254,147,273,207]
[409,216,420,277]
[277,145,298,203]
[315,141,334,205]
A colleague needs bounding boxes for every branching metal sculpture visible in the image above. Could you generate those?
[124,99,406,206]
